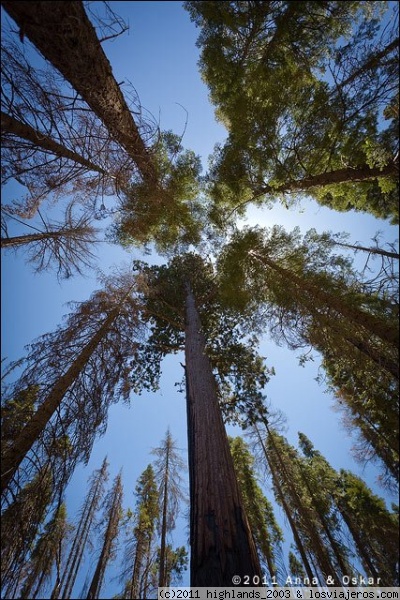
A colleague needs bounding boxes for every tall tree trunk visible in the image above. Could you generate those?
[257,162,398,197]
[59,459,108,599]
[297,464,352,582]
[1,1,159,185]
[335,240,400,261]
[1,309,119,494]
[251,250,399,348]
[1,111,107,175]
[184,283,261,586]
[130,535,145,600]
[86,473,122,600]
[158,452,169,588]
[265,426,338,584]
[253,425,317,584]
[335,507,380,582]
[1,227,94,249]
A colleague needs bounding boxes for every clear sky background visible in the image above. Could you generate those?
[1,2,399,597]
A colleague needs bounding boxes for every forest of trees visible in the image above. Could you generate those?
[1,1,399,597]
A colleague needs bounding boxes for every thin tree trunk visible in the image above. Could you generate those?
[336,508,380,582]
[335,38,399,91]
[1,2,159,185]
[253,425,317,585]
[86,474,122,600]
[336,240,400,260]
[1,309,119,494]
[130,535,145,600]
[251,250,399,348]
[1,227,93,249]
[297,465,352,582]
[1,111,106,175]
[184,282,261,586]
[158,452,169,588]
[264,425,338,584]
[257,162,398,196]
[60,459,108,599]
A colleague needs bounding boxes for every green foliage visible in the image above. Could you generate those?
[138,252,272,423]
[110,131,205,253]
[229,436,283,578]
[186,1,398,221]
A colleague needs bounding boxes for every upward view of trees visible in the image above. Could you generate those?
[1,1,398,596]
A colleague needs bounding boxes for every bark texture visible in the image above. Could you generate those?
[1,1,159,184]
[184,284,261,586]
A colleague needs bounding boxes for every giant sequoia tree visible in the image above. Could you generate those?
[139,253,267,585]
[1,2,399,596]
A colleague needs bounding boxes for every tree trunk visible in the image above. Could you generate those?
[253,425,317,584]
[1,227,93,249]
[336,38,399,90]
[1,2,159,185]
[257,162,398,197]
[1,111,106,175]
[158,452,169,588]
[338,505,382,581]
[86,474,122,600]
[336,240,400,261]
[60,459,108,599]
[1,310,119,494]
[184,283,261,586]
[251,250,399,349]
[297,465,352,582]
[265,426,338,584]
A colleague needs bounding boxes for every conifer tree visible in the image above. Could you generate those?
[151,429,186,589]
[1,1,159,186]
[140,253,266,585]
[218,225,399,483]
[1,468,53,599]
[1,273,155,496]
[186,1,399,222]
[1,34,130,218]
[1,206,99,279]
[297,434,399,585]
[53,458,109,600]
[20,502,71,600]
[129,464,159,600]
[86,472,123,600]
[229,436,284,580]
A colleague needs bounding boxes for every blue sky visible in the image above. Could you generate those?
[1,2,399,596]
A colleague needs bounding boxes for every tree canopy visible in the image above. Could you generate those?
[1,1,398,595]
